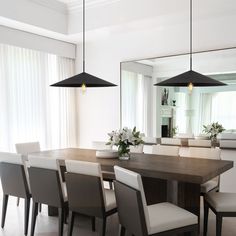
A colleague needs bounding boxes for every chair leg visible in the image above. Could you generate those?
[17,197,20,206]
[58,208,65,236]
[119,225,126,236]
[204,200,209,236]
[109,181,113,190]
[30,202,38,236]
[67,211,75,236]
[92,217,96,232]
[216,214,223,236]
[38,204,42,213]
[1,194,9,228]
[24,198,31,235]
[100,218,106,236]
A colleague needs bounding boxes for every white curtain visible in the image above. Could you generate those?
[0,44,77,152]
[122,70,153,136]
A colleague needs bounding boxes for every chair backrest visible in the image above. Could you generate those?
[15,142,40,156]
[114,166,149,236]
[28,156,64,207]
[152,144,179,157]
[92,141,111,150]
[188,139,211,148]
[65,160,106,217]
[130,145,144,153]
[181,147,221,160]
[0,152,30,198]
[161,138,181,146]
[175,133,194,139]
[220,140,236,148]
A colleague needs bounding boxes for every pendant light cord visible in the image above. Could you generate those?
[190,0,193,71]
[83,0,85,72]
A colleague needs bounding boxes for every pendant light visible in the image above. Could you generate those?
[50,0,117,90]
[154,0,226,91]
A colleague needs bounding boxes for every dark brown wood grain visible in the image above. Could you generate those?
[34,148,233,184]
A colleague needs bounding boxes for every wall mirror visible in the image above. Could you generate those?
[120,47,236,140]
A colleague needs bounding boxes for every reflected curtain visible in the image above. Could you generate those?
[0,44,77,151]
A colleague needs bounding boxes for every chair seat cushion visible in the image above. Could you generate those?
[147,202,198,234]
[201,180,218,193]
[205,192,236,212]
[104,189,116,211]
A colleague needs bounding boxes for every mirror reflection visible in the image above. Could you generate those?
[121,48,236,140]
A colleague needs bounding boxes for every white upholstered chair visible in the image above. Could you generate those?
[161,138,181,146]
[65,160,117,236]
[204,192,236,236]
[152,144,179,157]
[188,139,211,148]
[130,144,144,153]
[181,147,221,194]
[15,142,40,206]
[114,166,198,236]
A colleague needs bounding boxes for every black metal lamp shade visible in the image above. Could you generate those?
[50,72,117,87]
[154,70,227,87]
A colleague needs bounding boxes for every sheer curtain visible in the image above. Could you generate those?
[0,44,77,152]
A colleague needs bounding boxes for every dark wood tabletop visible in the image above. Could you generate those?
[34,148,233,185]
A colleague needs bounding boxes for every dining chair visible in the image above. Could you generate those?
[27,156,68,236]
[114,166,198,236]
[65,160,117,236]
[188,139,211,148]
[180,147,221,194]
[152,144,179,157]
[204,192,236,236]
[161,138,181,146]
[0,152,31,235]
[130,144,144,153]
[15,142,40,207]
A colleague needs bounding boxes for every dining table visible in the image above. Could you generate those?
[34,148,233,230]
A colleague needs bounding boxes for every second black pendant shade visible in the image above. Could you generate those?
[155,0,226,89]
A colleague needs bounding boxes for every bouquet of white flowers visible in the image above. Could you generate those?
[107,127,144,159]
[203,122,225,141]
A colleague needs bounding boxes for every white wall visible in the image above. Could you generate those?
[76,1,236,148]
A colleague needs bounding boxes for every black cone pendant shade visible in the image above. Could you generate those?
[51,0,117,88]
[154,0,226,90]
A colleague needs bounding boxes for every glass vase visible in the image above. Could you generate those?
[118,144,130,160]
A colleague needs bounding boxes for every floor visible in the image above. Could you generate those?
[0,194,236,235]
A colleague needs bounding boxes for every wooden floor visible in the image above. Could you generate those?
[0,194,236,235]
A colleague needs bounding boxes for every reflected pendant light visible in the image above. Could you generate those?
[50,0,117,90]
[154,0,226,91]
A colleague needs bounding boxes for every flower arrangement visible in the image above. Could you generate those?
[107,127,144,159]
[203,122,225,141]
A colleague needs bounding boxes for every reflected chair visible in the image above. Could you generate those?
[204,192,236,236]
[188,139,211,148]
[65,160,117,236]
[0,152,31,235]
[114,166,198,236]
[180,147,221,194]
[152,144,180,157]
[15,142,40,207]
[28,156,68,236]
[161,138,181,146]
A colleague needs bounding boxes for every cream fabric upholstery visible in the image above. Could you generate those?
[92,141,112,150]
[65,160,116,212]
[130,145,144,153]
[206,192,236,212]
[15,142,40,156]
[28,156,67,201]
[201,180,218,193]
[188,139,211,148]
[220,140,236,148]
[0,152,24,165]
[152,144,179,157]
[143,137,157,144]
[161,138,181,146]
[114,166,197,235]
[175,133,194,139]
[147,202,197,234]
[181,147,221,160]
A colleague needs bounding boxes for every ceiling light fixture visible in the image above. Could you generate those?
[154,0,226,91]
[50,0,117,89]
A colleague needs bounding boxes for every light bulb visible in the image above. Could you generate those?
[81,83,86,94]
[188,82,193,92]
